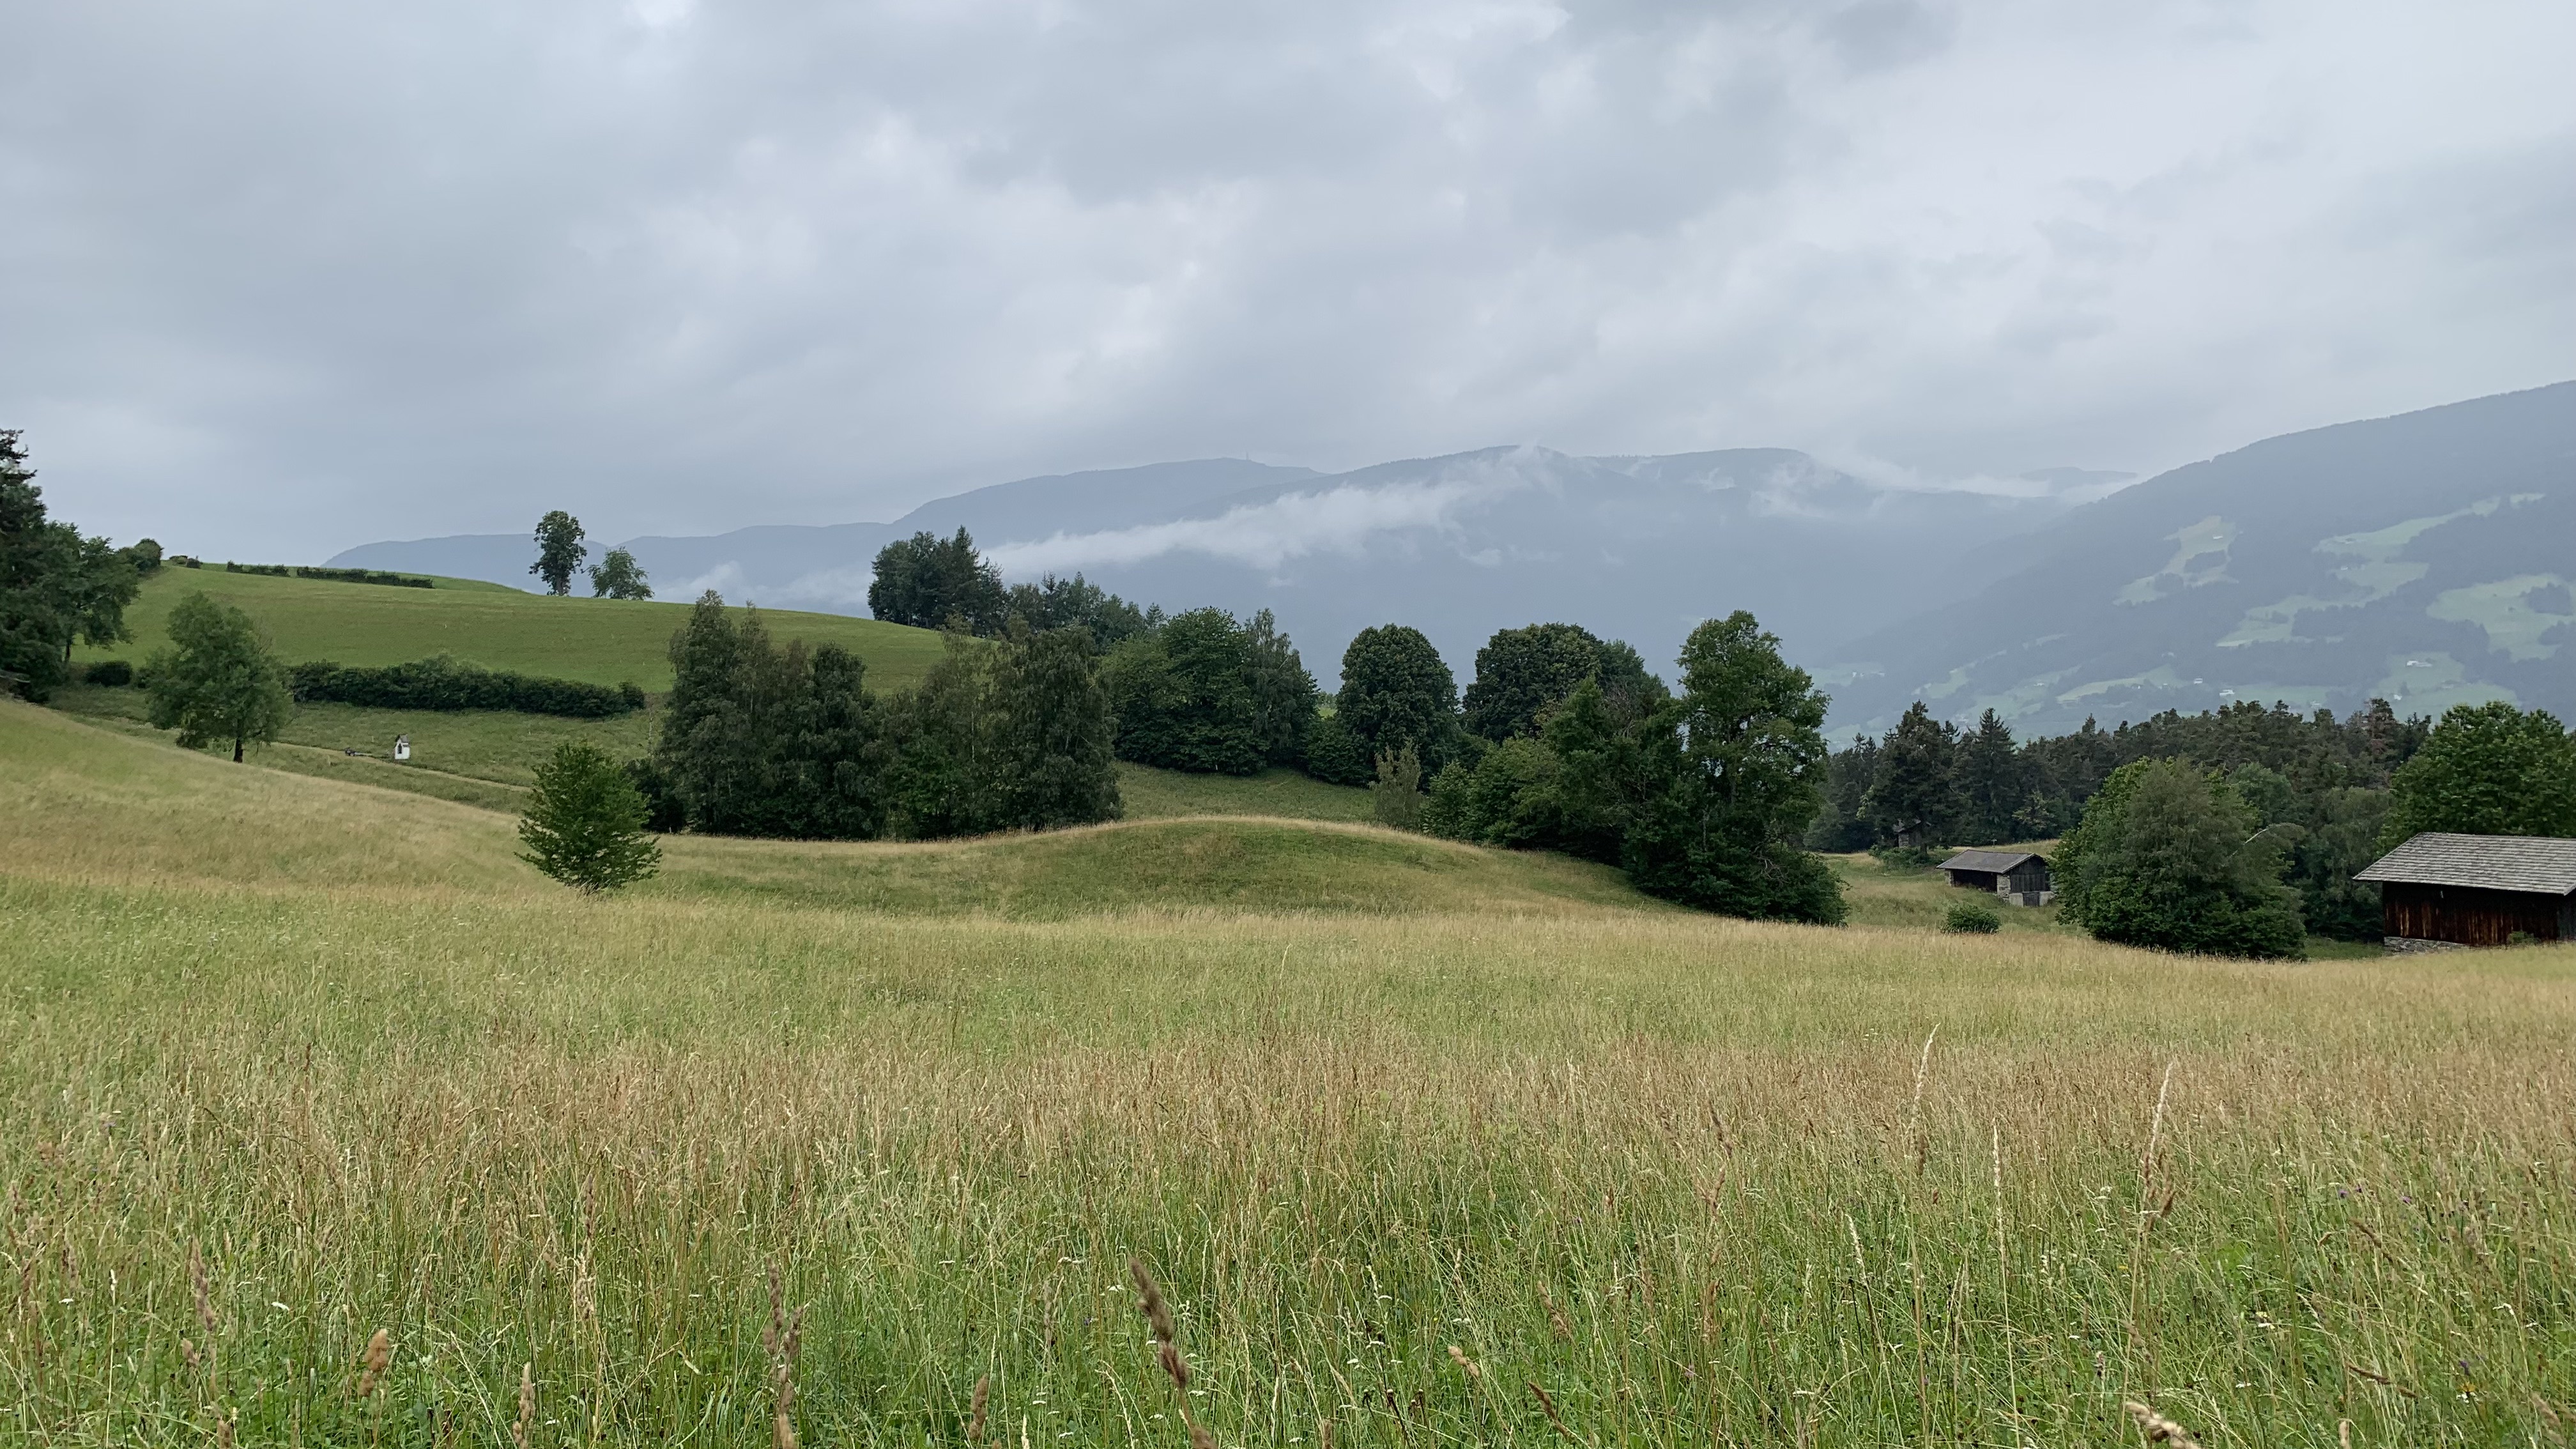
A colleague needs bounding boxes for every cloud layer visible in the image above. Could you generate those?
[5,0,2570,558]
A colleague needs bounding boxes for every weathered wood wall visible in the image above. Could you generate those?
[2381,882,2570,946]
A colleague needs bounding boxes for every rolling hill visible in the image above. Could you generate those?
[1825,383,2576,735]
[72,563,949,692]
[334,448,2086,690]
[0,698,1647,918]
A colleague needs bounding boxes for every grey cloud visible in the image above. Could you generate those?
[3,0,2570,563]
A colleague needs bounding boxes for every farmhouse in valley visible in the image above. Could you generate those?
[2354,832,2576,950]
[1938,849,2053,907]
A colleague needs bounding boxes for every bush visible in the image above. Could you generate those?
[84,659,133,687]
[1943,900,2002,933]
[518,741,661,893]
[2055,759,2306,958]
[288,656,642,717]
[1303,713,1372,786]
[1370,744,1424,831]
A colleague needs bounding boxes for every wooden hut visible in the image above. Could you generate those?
[1936,849,2053,907]
[2353,832,2576,949]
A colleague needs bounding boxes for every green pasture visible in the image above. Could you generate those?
[3,701,2572,1445]
[72,565,947,692]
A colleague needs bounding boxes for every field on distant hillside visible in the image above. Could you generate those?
[4,701,2572,1446]
[72,565,947,691]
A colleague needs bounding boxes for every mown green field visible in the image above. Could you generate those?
[71,565,948,692]
[5,700,2572,1446]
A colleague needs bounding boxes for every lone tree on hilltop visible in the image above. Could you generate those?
[530,511,588,595]
[144,592,293,762]
[2379,701,2576,847]
[588,546,652,599]
[519,740,663,892]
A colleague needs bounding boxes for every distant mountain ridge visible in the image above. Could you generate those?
[335,447,2077,694]
[1823,382,2575,735]
[334,383,2574,734]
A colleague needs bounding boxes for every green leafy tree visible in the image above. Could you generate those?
[2379,702,2576,847]
[588,546,653,600]
[2288,786,2394,941]
[1620,612,1846,923]
[1103,608,1264,774]
[1462,622,1602,740]
[1862,702,1959,848]
[1002,572,1156,648]
[518,740,662,892]
[144,592,293,762]
[1335,624,1460,770]
[1301,712,1372,786]
[1243,609,1318,766]
[884,634,1000,838]
[1,432,141,699]
[530,511,588,595]
[1370,744,1424,831]
[868,528,1008,634]
[992,622,1122,829]
[2055,759,2306,958]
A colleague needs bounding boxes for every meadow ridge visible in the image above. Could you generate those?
[4,701,2573,1446]
[69,565,950,693]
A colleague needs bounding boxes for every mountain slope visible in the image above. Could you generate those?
[1825,383,2576,735]
[337,448,2069,684]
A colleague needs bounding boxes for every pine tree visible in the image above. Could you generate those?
[1952,709,2028,844]
[518,741,662,893]
[1863,702,1960,848]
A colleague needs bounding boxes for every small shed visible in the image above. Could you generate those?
[1938,849,2053,907]
[2353,832,2576,949]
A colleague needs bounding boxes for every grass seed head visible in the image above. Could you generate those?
[355,1328,393,1398]
[2122,1399,2206,1449]
[969,1374,990,1443]
[514,1361,535,1449]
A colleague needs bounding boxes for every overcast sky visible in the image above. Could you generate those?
[5,0,2570,560]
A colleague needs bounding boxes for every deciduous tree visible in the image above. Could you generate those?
[2379,701,2576,846]
[530,511,587,595]
[144,592,293,762]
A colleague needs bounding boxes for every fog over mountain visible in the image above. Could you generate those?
[1825,382,2576,737]
[341,383,2573,735]
[337,443,2092,698]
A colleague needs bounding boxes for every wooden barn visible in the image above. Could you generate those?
[1937,849,2053,907]
[2354,832,2576,949]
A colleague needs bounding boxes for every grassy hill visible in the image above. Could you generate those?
[4,700,2570,1443]
[0,702,1628,917]
[72,564,948,691]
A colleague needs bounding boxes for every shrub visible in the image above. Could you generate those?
[288,656,642,717]
[1370,744,1424,831]
[2055,759,2306,958]
[1943,900,2002,933]
[518,741,661,893]
[1303,713,1372,786]
[84,659,134,687]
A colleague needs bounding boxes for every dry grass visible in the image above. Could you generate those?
[4,701,2575,1445]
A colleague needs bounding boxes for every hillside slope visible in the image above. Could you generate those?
[0,702,1653,918]
[1826,383,2576,735]
[72,565,948,692]
[335,449,2080,684]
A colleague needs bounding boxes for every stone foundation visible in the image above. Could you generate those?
[2384,936,2467,954]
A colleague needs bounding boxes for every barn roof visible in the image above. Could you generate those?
[2354,833,2576,896]
[1940,850,2044,874]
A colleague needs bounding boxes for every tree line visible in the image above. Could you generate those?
[0,431,155,700]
